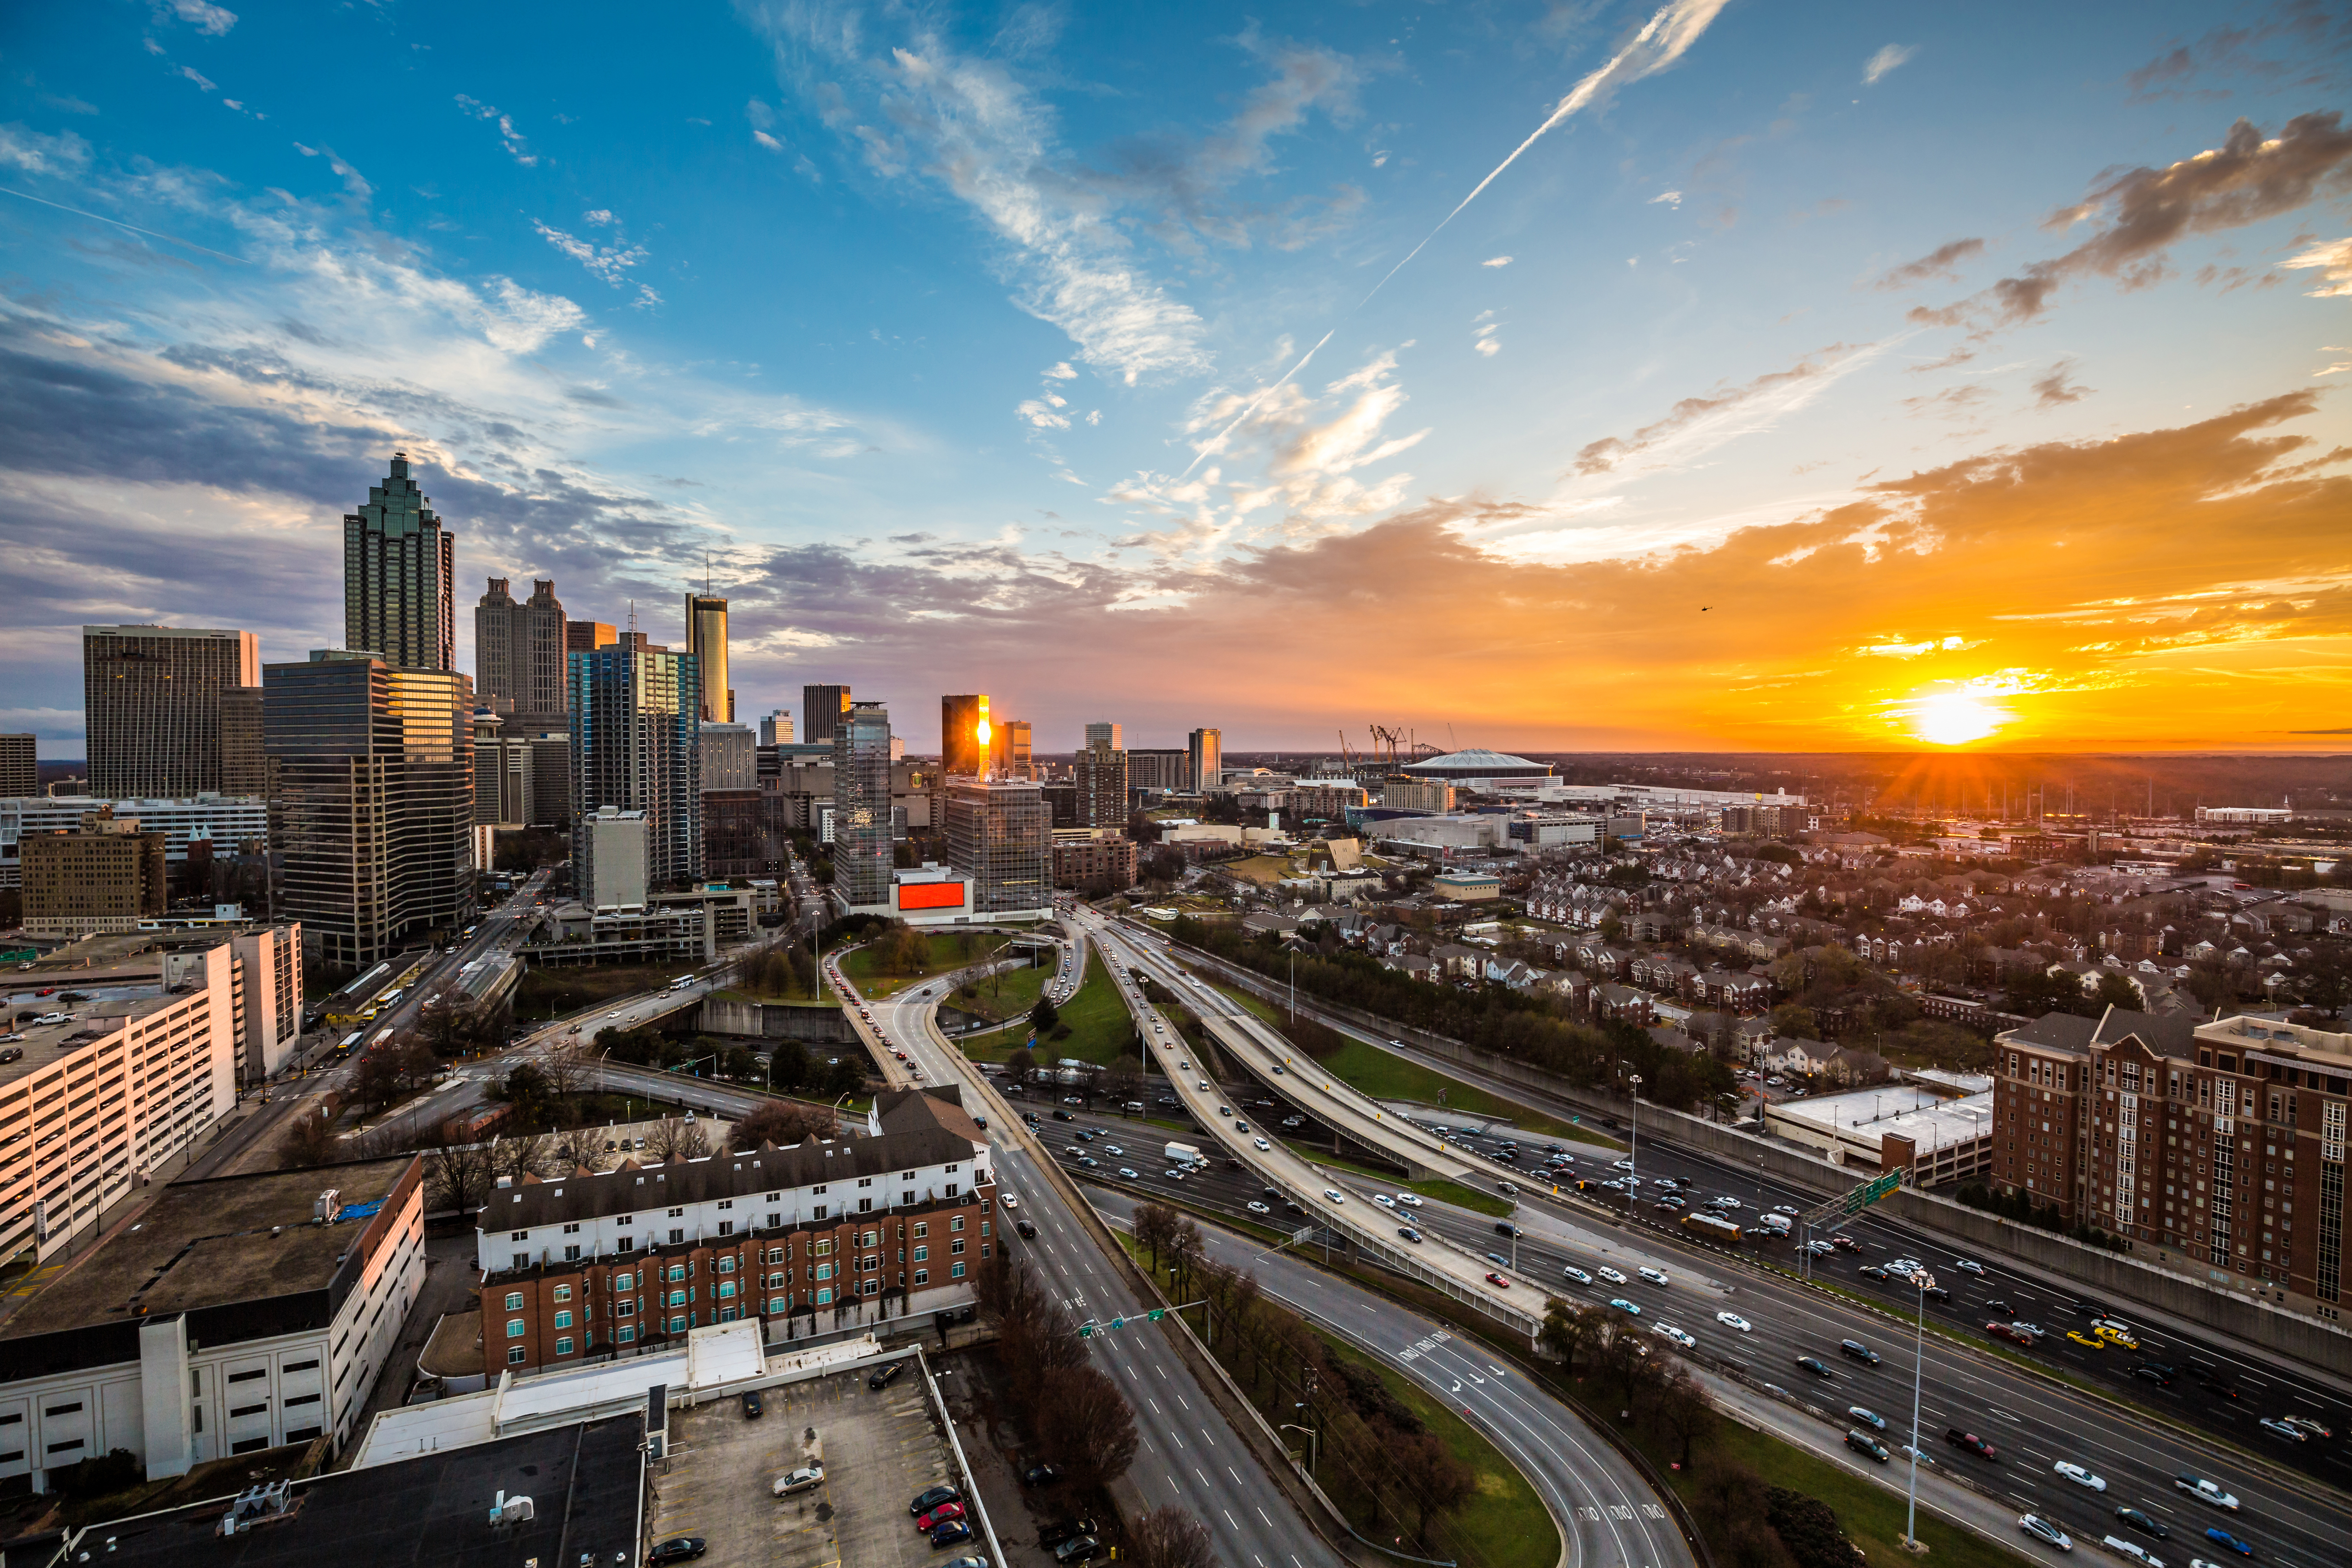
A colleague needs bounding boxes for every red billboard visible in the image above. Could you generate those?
[897,880,967,911]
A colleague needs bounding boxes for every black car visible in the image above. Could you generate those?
[1495,1221,1521,1237]
[1986,1299,2014,1316]
[910,1484,963,1516]
[1858,1266,1890,1281]
[930,1520,975,1548]
[1839,1340,1881,1365]
[2134,1363,2176,1386]
[2201,1376,2243,1400]
[740,1389,764,1418]
[1053,1537,1101,1566]
[2115,1507,2168,1540]
[648,1540,708,1565]
[1052,1109,1075,1121]
[1015,1219,1038,1238]
[1040,1516,1099,1547]
[1022,1461,1061,1486]
[1796,1356,1833,1378]
[870,1361,908,1391]
[1921,1285,1951,1302]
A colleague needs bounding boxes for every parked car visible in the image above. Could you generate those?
[648,1540,708,1564]
[870,1361,908,1391]
[1022,1462,1062,1485]
[1052,1536,1102,1565]
[773,1465,824,1496]
[1040,1516,1099,1547]
[930,1520,975,1548]
[916,1502,966,1532]
[911,1485,963,1515]
[741,1389,764,1418]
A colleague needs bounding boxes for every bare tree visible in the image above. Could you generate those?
[1649,1367,1719,1470]
[1394,1426,1476,1546]
[489,1132,554,1183]
[276,1106,339,1169]
[1126,1505,1215,1568]
[644,1116,712,1163]
[1539,1299,1608,1378]
[1034,1363,1138,1490]
[553,1125,610,1173]
[731,1101,839,1149]
[1133,1202,1179,1273]
[541,1039,591,1107]
[422,1136,498,1214]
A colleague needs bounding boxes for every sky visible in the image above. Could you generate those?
[2,0,2349,759]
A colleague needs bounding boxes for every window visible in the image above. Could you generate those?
[616,1300,636,1317]
[769,1297,787,1314]
[563,1221,580,1234]
[717,1281,736,1299]
[719,1221,734,1236]
[667,1265,687,1282]
[913,1221,928,1238]
[618,1326,638,1345]
[227,1368,267,1383]
[913,1245,929,1262]
[811,1238,834,1256]
[283,1392,320,1409]
[555,1337,575,1356]
[614,1273,635,1292]
[510,1229,527,1241]
[506,1319,527,1339]
[282,1359,318,1374]
[814,1263,833,1281]
[816,1288,833,1306]
[669,1228,685,1245]
[858,1198,873,1212]
[667,1290,688,1308]
[951,1239,966,1255]
[951,1216,965,1232]
[230,1402,269,1420]
[862,1281,879,1296]
[669,1316,689,1333]
[950,1263,965,1279]
[553,1285,572,1303]
[512,1253,530,1271]
[554,1310,574,1330]
[504,1292,524,1311]
[914,1269,929,1285]
[717,1256,736,1273]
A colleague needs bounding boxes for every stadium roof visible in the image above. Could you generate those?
[1400,748,1556,781]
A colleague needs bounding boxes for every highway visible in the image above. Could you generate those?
[1086,1184,1695,1568]
[827,944,1348,1568]
[1074,912,2352,1568]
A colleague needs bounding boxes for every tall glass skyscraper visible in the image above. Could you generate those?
[940,694,989,778]
[945,777,1050,916]
[832,699,893,909]
[82,625,260,799]
[684,592,732,723]
[344,453,456,671]
[1188,727,1221,791]
[802,683,851,745]
[569,646,702,896]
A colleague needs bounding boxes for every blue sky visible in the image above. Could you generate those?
[3,1,2348,756]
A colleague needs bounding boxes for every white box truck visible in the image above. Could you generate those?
[1163,1142,1203,1167]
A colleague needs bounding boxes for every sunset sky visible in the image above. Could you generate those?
[2,1,2348,756]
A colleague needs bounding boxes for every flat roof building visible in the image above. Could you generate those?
[82,624,261,800]
[944,776,1050,917]
[1767,1082,1993,1187]
[0,1155,426,1491]
[0,734,33,799]
[19,806,167,936]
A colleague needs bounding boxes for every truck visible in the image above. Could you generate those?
[1755,1212,1793,1237]
[1163,1142,1203,1168]
[1681,1211,1744,1243]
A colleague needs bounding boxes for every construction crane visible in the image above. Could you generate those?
[1368,724,1404,773]
[1337,729,1358,773]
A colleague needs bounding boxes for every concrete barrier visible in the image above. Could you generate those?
[697,996,857,1042]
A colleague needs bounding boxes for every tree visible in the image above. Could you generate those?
[1034,1362,1139,1490]
[645,1116,712,1162]
[1767,1003,1817,1041]
[1764,1488,1865,1568]
[1134,1202,1180,1273]
[1030,995,1059,1035]
[2094,971,2145,1012]
[489,1132,554,1183]
[276,1106,339,1169]
[1004,1045,1037,1085]
[1126,1506,1215,1568]
[1649,1368,1718,1470]
[421,1135,497,1213]
[553,1125,609,1172]
[768,1037,810,1092]
[1539,1299,1606,1377]
[1394,1425,1477,1546]
[732,1100,839,1148]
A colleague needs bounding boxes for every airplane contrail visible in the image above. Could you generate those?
[1178,0,1730,478]
[0,184,249,263]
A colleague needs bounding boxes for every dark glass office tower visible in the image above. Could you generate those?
[945,776,1049,915]
[941,694,989,777]
[344,452,456,671]
[82,625,260,799]
[832,699,893,909]
[685,593,732,724]
[265,650,474,974]
[801,684,851,745]
[569,645,702,896]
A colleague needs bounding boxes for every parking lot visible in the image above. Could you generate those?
[648,1357,970,1568]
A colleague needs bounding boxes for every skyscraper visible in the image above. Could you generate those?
[941,694,990,778]
[1188,727,1221,791]
[1075,733,1128,829]
[344,453,455,671]
[566,619,617,656]
[476,578,569,722]
[757,710,795,745]
[0,734,35,798]
[220,686,266,795]
[994,718,1033,779]
[570,644,702,898]
[944,777,1050,916]
[802,684,851,745]
[1084,720,1123,752]
[82,625,261,799]
[684,592,732,723]
[832,699,893,910]
[265,650,475,973]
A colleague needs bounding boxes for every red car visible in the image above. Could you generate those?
[917,1502,967,1532]
[1987,1322,2036,1347]
[1485,1272,1511,1288]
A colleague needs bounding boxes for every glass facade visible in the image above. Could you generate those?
[569,647,702,894]
[685,593,731,723]
[343,453,455,672]
[945,778,1050,914]
[82,625,260,800]
[832,700,894,907]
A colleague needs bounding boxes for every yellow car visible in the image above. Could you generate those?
[2095,1327,2140,1350]
[2066,1330,2106,1350]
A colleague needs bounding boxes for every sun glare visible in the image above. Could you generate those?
[1912,691,2003,747]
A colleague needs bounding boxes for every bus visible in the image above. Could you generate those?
[380,988,405,1008]
[669,975,696,991]
[1681,1211,1744,1244]
[336,1032,363,1058]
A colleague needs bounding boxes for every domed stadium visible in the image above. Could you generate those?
[1398,748,1556,783]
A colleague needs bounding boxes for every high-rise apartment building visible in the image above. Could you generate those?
[19,807,168,936]
[684,593,733,724]
[343,454,455,671]
[758,710,795,745]
[1075,736,1128,829]
[219,687,265,795]
[802,684,851,746]
[944,777,1050,916]
[1187,727,1221,791]
[1991,1008,2352,1313]
[265,651,475,974]
[83,625,261,800]
[0,734,35,798]
[569,646,701,899]
[994,718,1033,779]
[700,722,756,791]
[473,712,535,827]
[832,699,894,910]
[476,578,568,722]
[566,619,617,656]
[1127,748,1188,793]
[1084,720,1123,752]
[941,694,990,778]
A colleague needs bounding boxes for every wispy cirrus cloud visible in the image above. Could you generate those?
[534,212,660,306]
[1571,339,1882,477]
[2281,235,2352,297]
[1863,44,1917,85]
[455,94,540,167]
[1871,237,1984,291]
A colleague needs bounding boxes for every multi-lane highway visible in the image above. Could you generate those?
[1071,910,2352,1568]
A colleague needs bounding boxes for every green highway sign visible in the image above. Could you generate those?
[1079,1309,1168,1339]
[1844,1170,1904,1214]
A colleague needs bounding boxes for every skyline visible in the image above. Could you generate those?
[3,2,2350,755]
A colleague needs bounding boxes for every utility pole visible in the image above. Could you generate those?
[1904,1269,1935,1552]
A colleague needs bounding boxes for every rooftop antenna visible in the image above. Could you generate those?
[628,599,638,636]
[705,549,712,597]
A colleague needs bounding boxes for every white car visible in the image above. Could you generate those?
[1117,1167,1140,1179]
[1323,1188,1346,1204]
[1716,1311,1752,1332]
[1952,1259,1984,1275]
[1197,1080,1210,1091]
[1563,1266,1594,1285]
[1612,1159,1634,1171]
[1372,1193,1397,1209]
[1598,1266,1628,1285]
[1000,1195,1019,1210]
[2173,1476,2238,1512]
[2018,1515,2072,1553]
[1247,1200,1271,1215]
[1639,1266,1670,1287]
[2053,1461,2107,1492]
[1394,1193,1424,1208]
[1253,1137,1271,1151]
[773,1463,825,1495]
[1655,1323,1696,1349]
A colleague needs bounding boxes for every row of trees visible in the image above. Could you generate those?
[969,1254,1140,1494]
[1133,1204,1479,1550]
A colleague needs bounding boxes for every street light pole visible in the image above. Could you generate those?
[1904,1269,1934,1551]
[1625,1072,1642,1198]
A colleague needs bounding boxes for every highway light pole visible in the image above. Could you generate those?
[1624,1071,1641,1198]
[1904,1269,1934,1552]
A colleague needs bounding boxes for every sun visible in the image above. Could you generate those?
[1911,690,2004,747]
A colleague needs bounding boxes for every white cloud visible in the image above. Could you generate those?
[455,95,539,167]
[0,123,92,177]
[1864,44,1917,85]
[2281,236,2352,297]
[1045,361,1077,380]
[293,143,373,205]
[534,219,648,288]
[1017,398,1071,430]
[1473,323,1501,358]
[754,129,784,151]
[179,66,218,93]
[479,277,588,352]
[584,208,616,226]
[161,0,237,36]
[1483,255,1514,267]
[1648,190,1683,207]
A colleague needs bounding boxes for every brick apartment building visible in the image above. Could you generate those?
[1992,1008,2352,1316]
[1052,833,1137,891]
[474,1088,995,1375]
